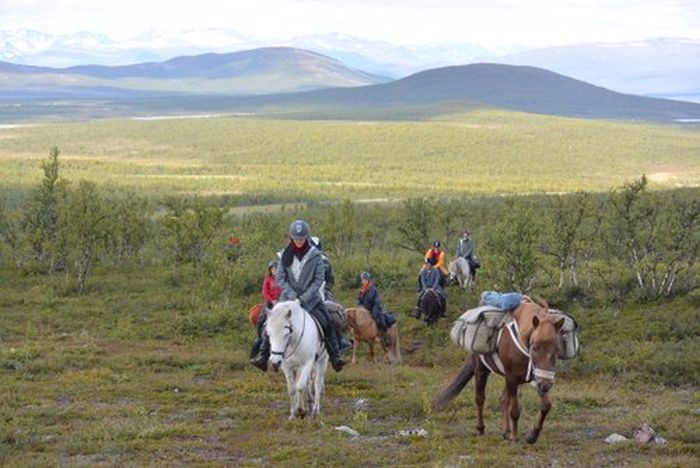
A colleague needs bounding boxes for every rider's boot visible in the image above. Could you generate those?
[410,297,421,318]
[249,334,270,372]
[324,325,345,372]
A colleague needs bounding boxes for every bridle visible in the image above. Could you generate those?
[270,308,306,360]
[506,319,557,383]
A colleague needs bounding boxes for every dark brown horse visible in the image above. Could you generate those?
[416,288,445,326]
[434,300,565,444]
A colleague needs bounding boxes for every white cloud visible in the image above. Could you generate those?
[1,0,699,48]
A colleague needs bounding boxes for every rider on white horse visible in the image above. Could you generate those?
[455,229,479,280]
[250,220,345,373]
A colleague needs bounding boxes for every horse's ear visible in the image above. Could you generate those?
[532,315,540,329]
[286,309,292,319]
[554,317,565,331]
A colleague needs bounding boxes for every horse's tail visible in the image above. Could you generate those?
[433,354,477,411]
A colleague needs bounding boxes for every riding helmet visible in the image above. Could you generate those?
[288,220,310,239]
[360,271,371,281]
[433,240,441,248]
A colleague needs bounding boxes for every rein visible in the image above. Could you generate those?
[270,308,306,359]
[506,319,556,383]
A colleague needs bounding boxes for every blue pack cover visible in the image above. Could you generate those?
[480,291,522,310]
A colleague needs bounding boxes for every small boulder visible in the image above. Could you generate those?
[605,433,628,444]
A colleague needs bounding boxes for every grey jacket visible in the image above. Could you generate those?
[276,243,326,311]
[456,237,475,258]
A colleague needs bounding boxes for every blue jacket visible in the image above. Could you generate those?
[418,267,443,295]
[358,284,382,318]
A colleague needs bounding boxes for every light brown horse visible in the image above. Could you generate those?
[434,300,564,444]
[345,307,401,365]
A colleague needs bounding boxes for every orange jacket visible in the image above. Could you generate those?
[424,248,447,275]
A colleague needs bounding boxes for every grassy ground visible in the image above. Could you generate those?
[0,266,697,466]
[0,110,699,204]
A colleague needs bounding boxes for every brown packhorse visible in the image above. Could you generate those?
[345,307,401,365]
[433,300,565,444]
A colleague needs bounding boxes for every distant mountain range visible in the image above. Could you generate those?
[494,38,700,104]
[2,46,700,123]
[238,63,700,121]
[0,47,387,97]
[3,29,699,102]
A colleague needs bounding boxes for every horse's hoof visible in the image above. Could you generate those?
[526,432,539,444]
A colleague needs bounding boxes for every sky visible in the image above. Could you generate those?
[2,0,700,50]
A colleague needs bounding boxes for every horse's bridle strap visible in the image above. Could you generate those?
[506,320,556,383]
[271,316,305,359]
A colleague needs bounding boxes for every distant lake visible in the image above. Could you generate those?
[674,119,700,123]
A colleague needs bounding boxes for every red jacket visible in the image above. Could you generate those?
[262,275,282,304]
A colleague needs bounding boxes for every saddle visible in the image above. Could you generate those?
[451,306,509,354]
[451,306,580,359]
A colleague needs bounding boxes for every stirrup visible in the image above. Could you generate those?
[339,338,352,352]
[331,357,345,372]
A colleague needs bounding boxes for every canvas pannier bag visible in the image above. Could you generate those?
[548,309,579,360]
[451,306,509,354]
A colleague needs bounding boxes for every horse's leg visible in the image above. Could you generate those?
[391,327,401,364]
[503,379,521,441]
[526,391,552,444]
[368,339,376,364]
[500,387,509,438]
[294,362,314,419]
[474,359,490,436]
[285,368,298,420]
[311,358,327,418]
[351,333,359,365]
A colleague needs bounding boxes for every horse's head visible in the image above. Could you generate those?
[528,313,565,394]
[266,301,299,372]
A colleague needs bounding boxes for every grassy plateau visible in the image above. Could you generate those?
[0,110,698,466]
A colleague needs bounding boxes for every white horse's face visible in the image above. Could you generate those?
[266,303,296,372]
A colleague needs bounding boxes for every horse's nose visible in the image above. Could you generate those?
[538,381,552,394]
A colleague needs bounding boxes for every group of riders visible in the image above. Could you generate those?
[249,219,479,373]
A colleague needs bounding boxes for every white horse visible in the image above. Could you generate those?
[266,300,328,419]
[448,257,473,290]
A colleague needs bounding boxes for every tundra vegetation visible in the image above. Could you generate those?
[0,112,698,465]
